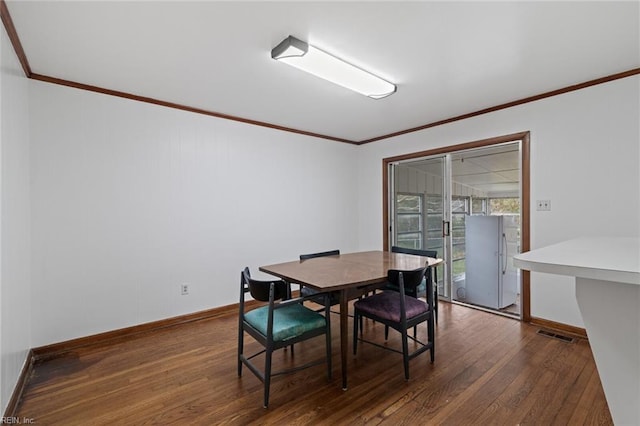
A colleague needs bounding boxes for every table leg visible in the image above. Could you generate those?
[340,288,348,390]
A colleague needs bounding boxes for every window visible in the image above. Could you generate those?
[471,197,487,215]
[396,193,423,249]
[424,194,445,292]
[451,196,469,279]
[426,195,443,252]
[489,197,521,243]
[489,197,520,215]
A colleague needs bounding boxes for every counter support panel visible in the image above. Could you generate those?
[514,237,640,425]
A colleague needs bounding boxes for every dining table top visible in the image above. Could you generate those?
[259,250,442,292]
[259,249,443,390]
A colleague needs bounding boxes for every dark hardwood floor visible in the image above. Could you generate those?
[16,302,611,425]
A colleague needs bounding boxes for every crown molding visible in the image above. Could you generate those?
[29,73,358,144]
[2,1,639,145]
[0,0,31,77]
[357,68,640,145]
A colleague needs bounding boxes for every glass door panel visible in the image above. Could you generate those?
[390,156,450,301]
[449,143,522,317]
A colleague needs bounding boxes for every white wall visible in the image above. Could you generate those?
[357,75,640,328]
[13,42,640,400]
[29,81,359,347]
[28,75,640,346]
[0,27,31,412]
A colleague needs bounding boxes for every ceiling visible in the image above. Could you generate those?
[5,1,639,143]
[404,143,520,196]
[450,145,519,195]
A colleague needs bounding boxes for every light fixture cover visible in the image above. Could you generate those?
[271,35,396,99]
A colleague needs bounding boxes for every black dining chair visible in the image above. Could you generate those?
[299,250,341,311]
[299,249,340,260]
[390,246,439,324]
[238,267,332,408]
[353,267,435,380]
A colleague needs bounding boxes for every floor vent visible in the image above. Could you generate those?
[537,329,574,343]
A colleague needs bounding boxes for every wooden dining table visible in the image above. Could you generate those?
[260,250,442,390]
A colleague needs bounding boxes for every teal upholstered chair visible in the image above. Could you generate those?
[353,267,434,380]
[238,267,332,408]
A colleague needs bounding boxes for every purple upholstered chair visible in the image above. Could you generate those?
[390,245,439,324]
[352,267,434,380]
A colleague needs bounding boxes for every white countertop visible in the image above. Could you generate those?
[513,237,640,285]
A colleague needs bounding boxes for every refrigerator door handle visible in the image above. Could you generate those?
[502,233,507,275]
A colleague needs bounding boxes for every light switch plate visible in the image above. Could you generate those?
[536,200,551,211]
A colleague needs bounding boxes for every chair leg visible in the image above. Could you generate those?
[429,318,435,363]
[353,311,359,355]
[385,325,389,340]
[237,330,244,377]
[433,269,439,325]
[325,316,332,380]
[264,348,273,408]
[401,329,410,380]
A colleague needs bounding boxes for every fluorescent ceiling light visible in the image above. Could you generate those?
[271,35,396,100]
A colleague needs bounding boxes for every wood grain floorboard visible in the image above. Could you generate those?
[16,303,611,425]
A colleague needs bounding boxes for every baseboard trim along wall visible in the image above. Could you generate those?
[529,316,588,339]
[31,304,254,362]
[3,301,267,417]
[3,350,35,419]
[4,302,586,417]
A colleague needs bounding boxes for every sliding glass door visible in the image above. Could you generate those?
[388,140,524,319]
[389,156,451,301]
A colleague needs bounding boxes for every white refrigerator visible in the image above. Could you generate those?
[463,215,519,309]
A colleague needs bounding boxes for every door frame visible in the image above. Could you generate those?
[382,131,531,322]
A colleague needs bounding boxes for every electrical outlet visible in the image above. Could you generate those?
[181,284,189,295]
[536,200,551,211]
